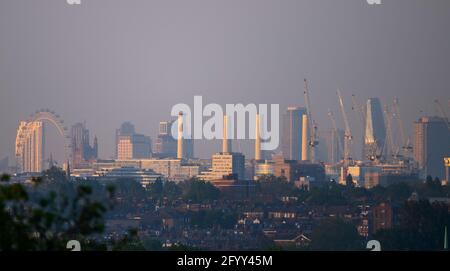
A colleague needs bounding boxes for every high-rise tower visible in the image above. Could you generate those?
[116,122,151,160]
[15,121,45,173]
[363,98,386,161]
[282,107,307,160]
[414,116,450,179]
[71,122,98,168]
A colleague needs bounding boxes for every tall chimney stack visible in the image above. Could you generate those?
[255,113,261,160]
[301,114,309,161]
[177,112,183,159]
[222,115,231,153]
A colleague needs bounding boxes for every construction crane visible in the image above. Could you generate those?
[383,105,395,162]
[327,110,343,164]
[303,79,319,162]
[392,97,412,157]
[434,99,450,132]
[352,94,378,161]
[337,89,353,168]
[351,94,366,128]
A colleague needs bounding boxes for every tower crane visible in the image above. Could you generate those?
[303,79,319,162]
[434,99,450,132]
[327,110,343,164]
[392,97,412,158]
[351,94,366,128]
[337,89,353,167]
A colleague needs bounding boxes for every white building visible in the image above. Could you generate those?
[15,121,44,173]
[198,152,245,181]
[93,158,200,182]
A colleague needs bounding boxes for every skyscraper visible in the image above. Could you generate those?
[363,98,386,161]
[116,122,152,160]
[154,120,177,158]
[70,122,98,168]
[15,121,45,173]
[154,119,194,159]
[115,121,135,158]
[281,107,307,161]
[414,116,450,179]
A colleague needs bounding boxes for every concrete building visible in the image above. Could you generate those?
[15,121,45,173]
[92,158,199,182]
[347,165,382,188]
[324,164,340,182]
[117,134,152,160]
[115,122,152,160]
[198,114,245,181]
[198,152,245,181]
[271,154,325,183]
[372,203,393,234]
[413,116,450,179]
[90,167,163,187]
[281,107,307,161]
[254,161,275,180]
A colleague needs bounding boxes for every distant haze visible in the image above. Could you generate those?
[0,0,449,163]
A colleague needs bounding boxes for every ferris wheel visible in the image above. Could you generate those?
[15,109,72,169]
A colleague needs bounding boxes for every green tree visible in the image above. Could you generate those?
[181,179,220,202]
[309,218,363,251]
[190,210,237,229]
[374,200,450,250]
[345,174,354,187]
[307,182,348,206]
[148,179,182,201]
[0,173,114,250]
[111,229,146,251]
[256,175,298,197]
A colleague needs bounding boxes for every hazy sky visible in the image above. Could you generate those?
[0,0,449,163]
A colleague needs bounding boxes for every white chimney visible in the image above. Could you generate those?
[222,115,231,153]
[255,113,261,160]
[302,114,309,161]
[177,112,183,159]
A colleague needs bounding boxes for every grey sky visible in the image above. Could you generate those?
[0,0,449,162]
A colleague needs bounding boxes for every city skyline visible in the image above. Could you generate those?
[1,0,450,254]
[6,95,449,166]
[1,0,450,162]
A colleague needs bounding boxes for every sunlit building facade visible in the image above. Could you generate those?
[363,98,386,161]
[198,152,245,181]
[15,121,45,173]
[115,122,152,160]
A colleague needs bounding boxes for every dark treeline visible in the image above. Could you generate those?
[0,168,449,251]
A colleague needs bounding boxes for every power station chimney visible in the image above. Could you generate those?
[302,114,309,161]
[177,112,183,159]
[255,113,261,160]
[222,114,231,153]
